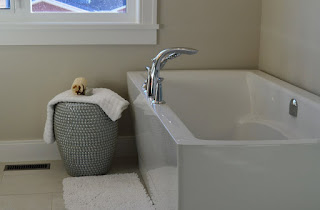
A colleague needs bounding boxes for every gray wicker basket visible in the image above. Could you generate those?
[53,102,118,177]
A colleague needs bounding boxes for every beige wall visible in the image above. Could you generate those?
[0,0,261,141]
[260,0,320,95]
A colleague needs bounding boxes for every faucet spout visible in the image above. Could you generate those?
[153,48,198,71]
[148,48,198,97]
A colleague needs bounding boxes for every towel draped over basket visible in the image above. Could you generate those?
[43,88,129,144]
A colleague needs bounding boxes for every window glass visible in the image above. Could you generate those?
[0,0,10,9]
[31,0,126,13]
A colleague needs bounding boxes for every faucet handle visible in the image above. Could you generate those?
[144,66,150,82]
[160,53,181,69]
[152,77,165,104]
[151,57,157,63]
[143,66,151,90]
[167,53,181,59]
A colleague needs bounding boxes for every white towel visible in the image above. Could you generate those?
[43,88,129,144]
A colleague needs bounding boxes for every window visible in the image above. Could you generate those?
[31,0,127,13]
[0,0,158,45]
[0,0,10,9]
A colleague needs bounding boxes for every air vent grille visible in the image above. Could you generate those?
[4,163,51,171]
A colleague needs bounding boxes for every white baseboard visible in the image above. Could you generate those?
[0,140,61,162]
[0,136,137,162]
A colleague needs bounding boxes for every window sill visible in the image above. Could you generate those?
[0,22,159,45]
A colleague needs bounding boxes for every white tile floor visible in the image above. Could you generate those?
[0,157,138,210]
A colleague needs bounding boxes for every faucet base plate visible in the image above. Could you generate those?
[152,100,166,104]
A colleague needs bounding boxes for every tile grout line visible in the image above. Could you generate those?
[0,158,137,209]
[0,162,67,197]
[0,192,52,196]
[51,193,54,210]
[0,192,63,197]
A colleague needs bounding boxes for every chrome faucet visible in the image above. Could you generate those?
[144,48,198,103]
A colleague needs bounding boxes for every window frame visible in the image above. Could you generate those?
[0,0,158,45]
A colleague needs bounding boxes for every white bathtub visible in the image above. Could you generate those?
[127,70,320,210]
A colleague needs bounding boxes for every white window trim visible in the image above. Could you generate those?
[0,0,159,45]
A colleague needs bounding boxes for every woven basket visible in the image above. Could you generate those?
[53,102,118,177]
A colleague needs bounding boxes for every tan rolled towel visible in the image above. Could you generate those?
[71,77,87,95]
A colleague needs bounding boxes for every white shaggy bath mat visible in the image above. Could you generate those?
[63,173,154,210]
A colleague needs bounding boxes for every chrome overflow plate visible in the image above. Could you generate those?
[289,99,298,117]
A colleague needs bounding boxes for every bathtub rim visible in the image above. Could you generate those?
[127,69,320,146]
